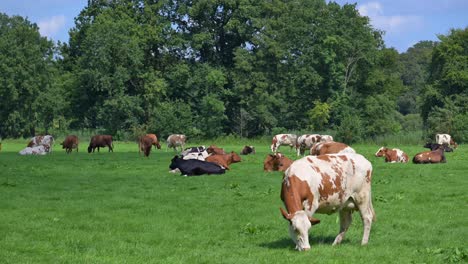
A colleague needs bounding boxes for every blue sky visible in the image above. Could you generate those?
[0,0,467,52]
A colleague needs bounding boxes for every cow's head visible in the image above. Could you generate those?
[230,151,242,163]
[87,146,93,153]
[375,147,387,157]
[169,156,181,170]
[156,142,161,149]
[280,208,320,251]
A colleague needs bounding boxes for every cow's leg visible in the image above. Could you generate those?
[356,194,375,245]
[333,210,352,246]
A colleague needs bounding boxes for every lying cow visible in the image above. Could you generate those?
[169,156,225,176]
[207,145,226,155]
[27,135,54,152]
[145,133,162,150]
[139,135,155,157]
[88,135,113,153]
[181,146,209,160]
[271,134,297,153]
[19,145,50,155]
[436,133,458,149]
[280,153,376,251]
[263,153,293,172]
[240,145,256,155]
[61,135,79,154]
[166,134,186,152]
[310,142,355,155]
[296,134,321,156]
[413,146,446,164]
[374,147,409,163]
[205,151,241,170]
[424,142,453,152]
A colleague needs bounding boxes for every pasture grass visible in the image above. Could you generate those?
[0,139,467,263]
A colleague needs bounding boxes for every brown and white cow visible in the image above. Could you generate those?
[207,145,226,155]
[19,145,50,155]
[27,135,54,152]
[263,153,293,172]
[240,145,256,155]
[205,151,242,170]
[310,142,355,156]
[375,147,409,163]
[61,135,79,154]
[296,134,321,156]
[139,135,155,157]
[271,134,297,153]
[436,134,458,149]
[88,135,113,153]
[145,133,162,150]
[320,135,334,142]
[166,134,186,152]
[412,146,446,164]
[280,153,375,251]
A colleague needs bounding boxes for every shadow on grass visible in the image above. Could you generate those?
[260,235,339,250]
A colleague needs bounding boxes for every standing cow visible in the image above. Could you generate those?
[280,154,375,251]
[166,134,186,152]
[88,135,114,153]
[375,147,409,163]
[271,134,297,153]
[435,134,458,149]
[61,135,79,154]
[296,134,321,156]
[139,135,155,157]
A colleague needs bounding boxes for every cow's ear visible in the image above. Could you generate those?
[308,216,321,225]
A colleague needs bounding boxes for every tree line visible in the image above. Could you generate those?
[0,0,467,143]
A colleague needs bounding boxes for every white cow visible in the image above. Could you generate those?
[271,134,297,153]
[280,153,375,251]
[19,145,50,155]
[26,135,54,153]
[435,134,458,149]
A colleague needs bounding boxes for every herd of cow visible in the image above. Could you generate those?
[11,131,459,251]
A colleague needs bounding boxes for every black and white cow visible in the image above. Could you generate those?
[169,156,225,176]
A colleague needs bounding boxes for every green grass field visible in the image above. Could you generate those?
[1,139,467,263]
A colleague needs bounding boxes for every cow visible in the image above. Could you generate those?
[436,134,458,149]
[310,142,356,156]
[207,145,226,155]
[19,145,50,155]
[145,133,162,150]
[181,146,209,160]
[205,151,242,170]
[166,134,186,152]
[263,153,293,172]
[320,135,334,142]
[60,135,79,154]
[139,135,154,157]
[169,156,226,176]
[296,134,322,156]
[88,135,113,153]
[413,146,447,164]
[374,147,409,163]
[271,134,297,153]
[240,145,256,155]
[424,142,453,152]
[27,135,54,152]
[280,153,375,251]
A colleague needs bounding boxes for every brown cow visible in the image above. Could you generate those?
[205,151,241,170]
[263,153,293,172]
[145,133,161,150]
[139,135,154,157]
[240,145,256,155]
[412,146,446,164]
[207,145,226,155]
[310,142,355,155]
[61,135,79,154]
[375,147,409,163]
[88,135,113,153]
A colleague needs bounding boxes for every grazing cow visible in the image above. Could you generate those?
[280,153,375,251]
[145,134,162,150]
[240,145,256,155]
[374,147,409,163]
[207,145,226,155]
[19,145,50,155]
[310,142,356,155]
[320,135,334,142]
[166,134,186,152]
[413,146,446,164]
[169,156,226,176]
[263,153,293,172]
[296,134,322,156]
[27,135,54,152]
[205,151,242,170]
[88,135,113,153]
[271,134,297,153]
[424,142,453,152]
[139,135,155,157]
[436,134,458,149]
[61,135,79,154]
[181,146,209,160]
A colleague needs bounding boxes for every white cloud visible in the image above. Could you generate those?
[38,15,66,38]
[358,2,423,34]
